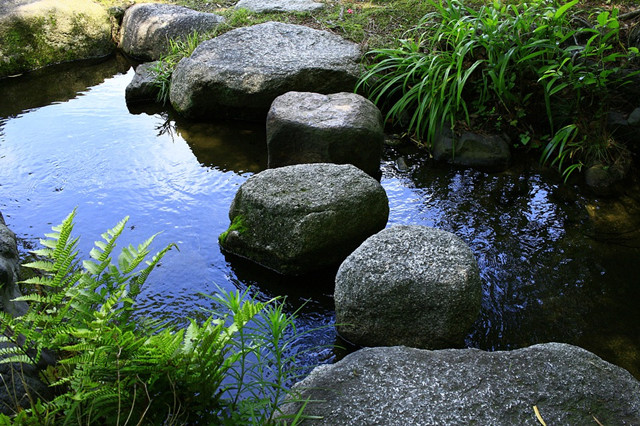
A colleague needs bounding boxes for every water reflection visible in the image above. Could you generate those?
[0,59,638,380]
[384,145,640,377]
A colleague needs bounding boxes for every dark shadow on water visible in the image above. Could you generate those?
[0,53,133,119]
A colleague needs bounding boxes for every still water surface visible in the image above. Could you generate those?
[1,55,639,378]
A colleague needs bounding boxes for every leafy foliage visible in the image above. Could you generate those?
[357,0,638,179]
[0,210,309,424]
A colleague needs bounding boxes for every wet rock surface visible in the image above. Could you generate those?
[0,214,26,318]
[335,225,481,349]
[219,163,388,275]
[282,343,640,425]
[170,22,361,121]
[433,129,512,171]
[267,91,383,177]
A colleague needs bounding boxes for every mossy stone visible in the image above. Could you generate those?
[0,0,114,77]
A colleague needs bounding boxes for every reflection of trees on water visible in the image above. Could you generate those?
[0,54,132,119]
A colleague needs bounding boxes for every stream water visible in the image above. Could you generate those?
[1,55,639,379]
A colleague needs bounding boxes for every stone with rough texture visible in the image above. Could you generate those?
[433,129,511,171]
[0,0,114,77]
[170,22,361,121]
[267,91,384,177]
[0,214,52,414]
[281,343,640,425]
[335,225,481,349]
[119,3,224,61]
[219,163,388,275]
[0,214,26,318]
[584,152,632,195]
[236,0,324,13]
[125,61,160,104]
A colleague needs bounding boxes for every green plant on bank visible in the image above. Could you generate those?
[151,31,205,105]
[0,210,309,424]
[357,0,638,180]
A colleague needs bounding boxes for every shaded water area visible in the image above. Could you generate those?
[1,55,639,379]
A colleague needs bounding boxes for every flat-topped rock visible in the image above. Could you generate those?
[235,0,324,13]
[267,91,384,177]
[219,163,388,275]
[119,3,224,61]
[0,0,113,77]
[335,225,481,349]
[170,22,361,121]
[281,343,640,425]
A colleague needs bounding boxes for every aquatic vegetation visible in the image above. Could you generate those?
[0,210,309,424]
[357,0,639,179]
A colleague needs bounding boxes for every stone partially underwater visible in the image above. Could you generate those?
[335,225,482,349]
[219,163,388,275]
[267,91,384,177]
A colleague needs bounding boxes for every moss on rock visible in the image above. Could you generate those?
[0,0,114,77]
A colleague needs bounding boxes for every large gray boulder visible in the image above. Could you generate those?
[118,3,224,61]
[235,0,324,13]
[335,225,481,349]
[170,22,361,121]
[282,343,640,425]
[0,0,114,78]
[433,129,511,171]
[267,91,384,177]
[219,163,389,275]
[0,214,26,318]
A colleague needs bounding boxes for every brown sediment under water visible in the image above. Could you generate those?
[0,54,638,379]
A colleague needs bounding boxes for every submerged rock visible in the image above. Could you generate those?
[584,152,632,196]
[433,129,511,171]
[119,3,224,61]
[267,91,384,177]
[219,163,388,275]
[0,0,114,77]
[235,0,325,13]
[170,22,361,121]
[281,343,640,425]
[125,62,161,105]
[335,225,481,349]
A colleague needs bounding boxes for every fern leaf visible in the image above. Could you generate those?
[117,232,157,275]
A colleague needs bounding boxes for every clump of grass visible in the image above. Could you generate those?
[357,0,639,180]
[150,31,207,105]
